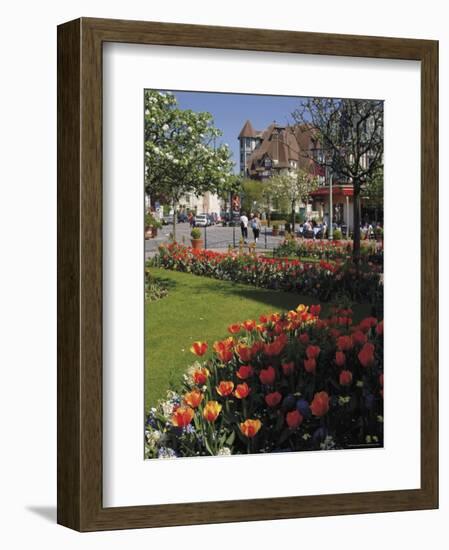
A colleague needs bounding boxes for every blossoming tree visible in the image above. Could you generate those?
[270,169,319,231]
[291,98,384,263]
[144,90,235,240]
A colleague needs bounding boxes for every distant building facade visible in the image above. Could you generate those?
[237,119,377,231]
[238,120,317,179]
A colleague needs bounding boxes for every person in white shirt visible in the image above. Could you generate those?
[240,212,249,243]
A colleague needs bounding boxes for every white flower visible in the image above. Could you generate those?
[145,109,150,115]
[162,123,169,132]
[161,400,175,417]
[218,447,232,456]
[173,158,179,164]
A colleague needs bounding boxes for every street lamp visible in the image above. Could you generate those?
[325,164,334,240]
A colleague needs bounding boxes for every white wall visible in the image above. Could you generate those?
[0,0,447,547]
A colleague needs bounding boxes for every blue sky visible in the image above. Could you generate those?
[172,91,308,173]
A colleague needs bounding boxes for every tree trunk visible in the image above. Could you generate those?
[291,201,296,232]
[352,182,361,264]
[172,199,177,242]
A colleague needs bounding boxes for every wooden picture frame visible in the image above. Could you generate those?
[57,17,438,531]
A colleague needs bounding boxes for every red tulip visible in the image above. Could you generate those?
[259,366,276,385]
[234,382,251,399]
[298,333,309,344]
[286,409,303,429]
[358,342,375,367]
[337,335,353,351]
[236,344,253,362]
[216,381,234,397]
[242,319,256,332]
[376,321,384,336]
[190,341,208,357]
[306,345,320,360]
[171,406,194,427]
[352,330,367,346]
[236,365,254,380]
[265,391,282,408]
[282,361,295,376]
[339,370,353,386]
[359,317,378,333]
[304,358,316,374]
[335,351,346,367]
[192,367,209,386]
[227,323,241,334]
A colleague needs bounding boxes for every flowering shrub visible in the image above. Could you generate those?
[145,304,384,458]
[274,237,383,264]
[153,243,382,303]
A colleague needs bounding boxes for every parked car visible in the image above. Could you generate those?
[162,214,174,225]
[177,212,188,223]
[194,214,210,227]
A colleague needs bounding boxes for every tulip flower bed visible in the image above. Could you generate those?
[154,243,383,304]
[145,304,383,458]
[273,237,383,265]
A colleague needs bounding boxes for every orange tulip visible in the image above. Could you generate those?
[240,418,262,438]
[242,319,256,331]
[236,344,253,362]
[203,401,222,422]
[213,339,234,363]
[192,367,209,386]
[171,406,194,427]
[184,389,203,408]
[234,382,251,399]
[310,391,330,417]
[190,341,208,357]
[228,323,241,334]
[216,380,234,397]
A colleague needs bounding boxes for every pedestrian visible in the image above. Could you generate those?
[240,211,249,243]
[251,213,261,243]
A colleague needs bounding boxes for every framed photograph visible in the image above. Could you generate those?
[57,17,438,531]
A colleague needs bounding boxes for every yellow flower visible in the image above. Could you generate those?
[184,389,203,408]
[240,418,262,438]
[203,401,222,422]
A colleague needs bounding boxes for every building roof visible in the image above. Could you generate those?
[238,119,257,138]
[244,123,315,174]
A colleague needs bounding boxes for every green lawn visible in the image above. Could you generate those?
[145,267,371,409]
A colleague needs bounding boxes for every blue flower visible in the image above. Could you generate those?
[296,399,311,417]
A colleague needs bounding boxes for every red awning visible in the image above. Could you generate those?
[310,186,354,197]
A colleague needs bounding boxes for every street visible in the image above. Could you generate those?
[145,222,286,259]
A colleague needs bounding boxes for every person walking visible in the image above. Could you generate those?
[251,213,261,243]
[240,211,249,243]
